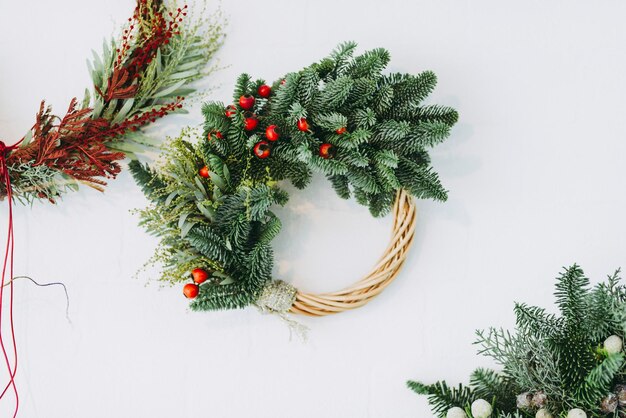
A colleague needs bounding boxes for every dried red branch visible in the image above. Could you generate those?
[97,67,138,102]
[8,96,184,191]
[101,0,188,103]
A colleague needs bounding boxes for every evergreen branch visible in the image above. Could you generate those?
[412,266,626,417]
[407,381,474,418]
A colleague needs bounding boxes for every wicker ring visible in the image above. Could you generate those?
[289,189,417,316]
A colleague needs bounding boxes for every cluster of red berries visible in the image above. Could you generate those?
[231,85,276,159]
[214,81,348,162]
[117,2,187,76]
[296,118,345,159]
[182,268,210,299]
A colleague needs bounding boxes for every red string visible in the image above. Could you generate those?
[0,140,23,417]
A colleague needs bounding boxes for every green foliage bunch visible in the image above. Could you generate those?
[131,42,457,311]
[410,265,626,418]
[88,0,225,157]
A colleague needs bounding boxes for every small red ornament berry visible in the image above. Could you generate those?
[191,268,209,284]
[258,84,271,98]
[225,105,237,117]
[183,283,199,299]
[207,131,223,141]
[265,125,280,142]
[280,79,286,85]
[253,141,271,159]
[198,166,210,178]
[319,143,336,159]
[244,112,259,131]
[335,127,347,135]
[297,118,309,132]
[239,94,255,110]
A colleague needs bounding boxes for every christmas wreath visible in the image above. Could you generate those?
[131,42,458,316]
[2,0,223,204]
[409,265,626,418]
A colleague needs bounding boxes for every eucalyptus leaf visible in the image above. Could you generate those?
[196,202,215,221]
[209,171,226,190]
[178,212,190,230]
[194,190,204,201]
[156,48,163,76]
[212,187,222,201]
[180,220,197,238]
[123,131,161,147]
[194,177,207,197]
[170,69,199,80]
[171,88,196,97]
[81,88,91,109]
[112,98,135,124]
[102,99,118,120]
[91,49,104,74]
[219,276,235,285]
[152,80,186,98]
[86,59,96,81]
[175,59,205,71]
[102,38,111,64]
[165,191,178,207]
[20,130,33,148]
[93,98,104,118]
[106,140,144,154]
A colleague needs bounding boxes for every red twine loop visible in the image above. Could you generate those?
[0,138,23,417]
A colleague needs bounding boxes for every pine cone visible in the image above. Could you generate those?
[601,393,618,414]
[516,392,533,409]
[532,391,548,408]
[616,385,626,407]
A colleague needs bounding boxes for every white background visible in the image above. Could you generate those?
[1,0,626,417]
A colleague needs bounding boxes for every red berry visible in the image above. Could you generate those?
[297,118,309,132]
[335,127,347,135]
[198,166,210,178]
[207,131,223,141]
[244,112,259,131]
[191,268,209,284]
[265,125,280,142]
[280,79,286,85]
[225,105,237,117]
[239,94,255,110]
[319,143,336,159]
[253,141,271,159]
[258,84,271,98]
[183,283,199,299]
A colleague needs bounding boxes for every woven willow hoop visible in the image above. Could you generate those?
[289,189,417,316]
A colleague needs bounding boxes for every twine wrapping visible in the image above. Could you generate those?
[256,280,307,340]
[256,280,297,313]
[289,189,417,317]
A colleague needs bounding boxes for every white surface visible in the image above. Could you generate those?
[1,0,626,417]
